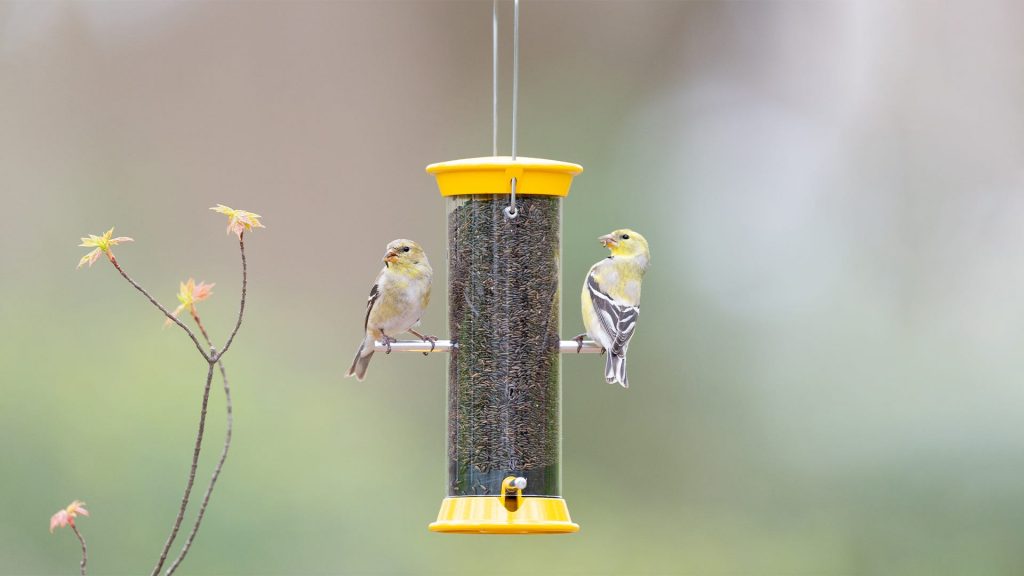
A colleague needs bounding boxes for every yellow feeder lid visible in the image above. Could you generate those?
[426,156,583,197]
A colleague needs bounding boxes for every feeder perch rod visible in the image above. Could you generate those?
[373,339,604,354]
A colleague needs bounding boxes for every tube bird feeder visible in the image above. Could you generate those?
[369,0,602,534]
[425,156,583,533]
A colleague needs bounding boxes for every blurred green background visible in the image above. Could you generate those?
[3,0,1024,574]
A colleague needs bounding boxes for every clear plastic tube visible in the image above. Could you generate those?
[446,193,562,497]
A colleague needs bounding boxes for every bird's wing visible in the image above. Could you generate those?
[364,283,380,331]
[587,273,639,357]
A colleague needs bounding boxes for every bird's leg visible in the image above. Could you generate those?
[572,333,587,354]
[408,328,438,355]
[380,331,397,354]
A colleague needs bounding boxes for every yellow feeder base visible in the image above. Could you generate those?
[429,496,579,534]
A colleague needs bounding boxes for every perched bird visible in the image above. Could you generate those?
[346,239,435,381]
[576,229,651,388]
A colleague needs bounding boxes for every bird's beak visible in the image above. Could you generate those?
[383,249,399,264]
[598,233,618,248]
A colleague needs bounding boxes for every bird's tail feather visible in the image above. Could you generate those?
[605,352,628,388]
[346,337,374,381]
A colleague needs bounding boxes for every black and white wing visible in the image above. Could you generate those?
[347,282,382,381]
[363,283,380,331]
[587,274,639,387]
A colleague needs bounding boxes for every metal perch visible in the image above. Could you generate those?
[373,339,604,354]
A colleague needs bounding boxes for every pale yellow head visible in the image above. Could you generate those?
[383,239,430,272]
[599,229,650,261]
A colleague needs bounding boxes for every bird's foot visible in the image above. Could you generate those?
[381,334,397,354]
[409,329,438,355]
[572,333,587,354]
[421,335,438,355]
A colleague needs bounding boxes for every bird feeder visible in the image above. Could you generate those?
[375,158,599,533]
[430,156,583,533]
[372,0,603,534]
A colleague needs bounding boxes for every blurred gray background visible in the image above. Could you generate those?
[2,0,1024,574]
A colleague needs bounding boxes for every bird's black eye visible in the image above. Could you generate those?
[402,246,411,252]
[620,234,630,240]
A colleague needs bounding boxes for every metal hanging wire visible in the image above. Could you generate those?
[502,0,521,220]
[492,0,499,158]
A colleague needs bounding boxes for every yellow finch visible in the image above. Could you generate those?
[577,229,650,388]
[346,239,434,381]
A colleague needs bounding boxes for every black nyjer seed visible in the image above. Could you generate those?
[447,194,561,497]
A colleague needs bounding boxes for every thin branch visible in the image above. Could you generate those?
[150,362,216,576]
[190,308,212,346]
[214,235,246,362]
[109,256,211,362]
[165,315,234,576]
[71,523,87,576]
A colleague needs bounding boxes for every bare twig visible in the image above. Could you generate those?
[214,235,246,362]
[165,314,234,576]
[190,309,212,346]
[109,257,211,362]
[70,524,87,576]
[149,235,247,574]
[81,217,254,575]
[150,361,216,576]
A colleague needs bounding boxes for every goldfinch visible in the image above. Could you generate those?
[346,239,434,381]
[576,229,650,388]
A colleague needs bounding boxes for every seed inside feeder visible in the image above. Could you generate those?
[447,194,561,497]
